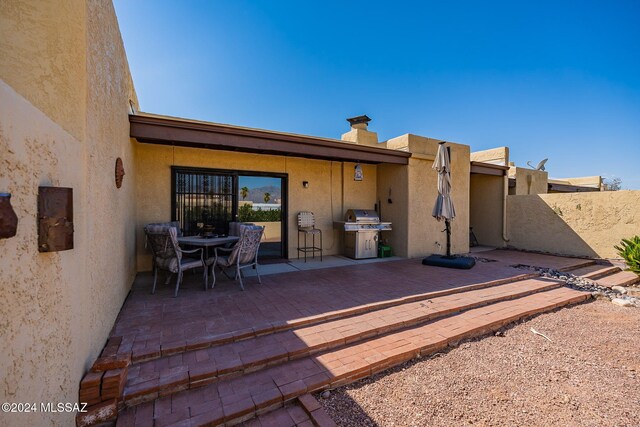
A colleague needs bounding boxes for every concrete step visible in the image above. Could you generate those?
[595,270,640,288]
[115,287,589,426]
[127,273,538,363]
[121,278,562,405]
[568,264,621,280]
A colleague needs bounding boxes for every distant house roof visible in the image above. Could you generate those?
[129,113,411,165]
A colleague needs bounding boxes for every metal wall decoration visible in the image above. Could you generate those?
[0,193,18,239]
[38,187,74,252]
[115,157,125,189]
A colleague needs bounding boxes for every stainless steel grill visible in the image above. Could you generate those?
[342,209,392,259]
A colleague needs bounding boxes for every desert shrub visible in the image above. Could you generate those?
[238,204,281,222]
[615,236,640,275]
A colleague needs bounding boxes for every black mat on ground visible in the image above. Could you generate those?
[422,255,476,269]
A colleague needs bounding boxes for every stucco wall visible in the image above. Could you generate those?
[0,2,137,426]
[380,135,470,258]
[135,143,377,269]
[0,0,87,141]
[507,191,640,258]
[508,167,548,195]
[470,174,505,247]
[377,164,409,256]
[470,147,509,165]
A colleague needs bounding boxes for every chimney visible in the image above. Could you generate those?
[341,115,379,146]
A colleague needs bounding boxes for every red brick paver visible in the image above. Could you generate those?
[122,277,564,403]
[116,286,589,426]
[595,270,640,288]
[104,251,594,426]
[568,264,621,280]
[111,252,588,364]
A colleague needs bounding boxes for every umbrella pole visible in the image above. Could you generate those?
[445,219,451,257]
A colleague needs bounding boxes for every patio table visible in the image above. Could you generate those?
[177,235,239,258]
[177,236,240,282]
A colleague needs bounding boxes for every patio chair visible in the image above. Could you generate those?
[297,211,322,262]
[144,225,207,297]
[208,225,264,290]
[147,221,183,237]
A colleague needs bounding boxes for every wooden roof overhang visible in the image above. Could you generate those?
[470,161,509,176]
[129,113,411,165]
[548,182,600,193]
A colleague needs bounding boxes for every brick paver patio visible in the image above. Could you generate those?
[110,249,591,360]
[79,250,596,426]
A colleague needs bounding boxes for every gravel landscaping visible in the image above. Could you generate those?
[317,300,640,426]
[510,263,640,308]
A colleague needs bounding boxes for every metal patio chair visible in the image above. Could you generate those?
[144,225,207,297]
[209,225,264,290]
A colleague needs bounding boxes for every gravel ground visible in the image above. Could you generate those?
[317,300,640,427]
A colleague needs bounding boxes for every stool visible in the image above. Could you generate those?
[297,211,322,262]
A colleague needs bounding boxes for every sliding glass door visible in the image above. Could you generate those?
[172,167,287,259]
[238,175,284,259]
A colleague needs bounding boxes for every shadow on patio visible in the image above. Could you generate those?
[110,250,589,360]
[100,249,596,426]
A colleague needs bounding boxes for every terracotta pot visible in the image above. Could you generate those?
[0,193,18,238]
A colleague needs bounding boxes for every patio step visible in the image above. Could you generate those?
[595,270,640,288]
[115,286,589,426]
[567,264,621,280]
[120,277,562,405]
[556,259,597,272]
[239,395,332,427]
[127,273,538,363]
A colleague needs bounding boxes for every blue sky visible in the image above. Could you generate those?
[114,0,640,189]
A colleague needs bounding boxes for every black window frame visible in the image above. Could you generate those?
[171,166,288,258]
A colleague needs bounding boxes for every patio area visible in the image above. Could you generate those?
[95,249,595,426]
[110,250,588,358]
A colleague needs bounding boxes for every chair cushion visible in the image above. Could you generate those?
[155,256,179,273]
[180,258,204,270]
[215,256,233,268]
[229,222,255,236]
[147,221,182,237]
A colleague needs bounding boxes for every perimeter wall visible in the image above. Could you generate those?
[507,191,640,259]
[0,1,138,426]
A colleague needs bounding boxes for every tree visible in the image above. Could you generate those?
[240,186,249,200]
[603,177,622,191]
[263,192,271,203]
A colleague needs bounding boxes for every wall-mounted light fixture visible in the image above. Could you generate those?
[302,181,309,188]
[38,186,74,252]
[115,157,125,189]
[0,193,18,239]
[354,162,363,181]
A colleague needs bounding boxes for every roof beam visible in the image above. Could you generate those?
[129,114,411,165]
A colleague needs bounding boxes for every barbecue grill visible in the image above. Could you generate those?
[342,209,392,259]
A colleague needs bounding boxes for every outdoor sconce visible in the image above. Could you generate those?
[38,186,74,252]
[302,181,309,188]
[354,162,363,181]
[0,193,18,239]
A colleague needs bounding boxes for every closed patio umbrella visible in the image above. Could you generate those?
[432,142,456,223]
[432,142,455,256]
[422,142,475,269]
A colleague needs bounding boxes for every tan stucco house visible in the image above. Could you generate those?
[2,2,639,426]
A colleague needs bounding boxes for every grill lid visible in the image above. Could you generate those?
[345,209,380,223]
